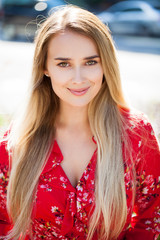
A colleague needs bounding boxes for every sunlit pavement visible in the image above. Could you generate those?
[0,38,160,135]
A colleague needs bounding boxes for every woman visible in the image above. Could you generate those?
[0,5,160,240]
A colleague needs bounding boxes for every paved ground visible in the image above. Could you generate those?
[0,39,160,136]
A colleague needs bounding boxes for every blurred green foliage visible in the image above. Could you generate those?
[0,115,5,127]
[0,114,10,136]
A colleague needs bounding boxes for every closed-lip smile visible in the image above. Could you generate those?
[67,87,90,96]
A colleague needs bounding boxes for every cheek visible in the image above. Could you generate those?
[47,64,70,84]
[49,71,70,90]
[50,79,64,100]
[89,66,103,85]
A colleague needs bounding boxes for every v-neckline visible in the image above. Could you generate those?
[59,148,97,190]
[55,137,97,190]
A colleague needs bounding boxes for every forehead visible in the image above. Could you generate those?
[47,30,99,58]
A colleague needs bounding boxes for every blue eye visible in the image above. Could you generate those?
[86,60,97,66]
[58,62,69,67]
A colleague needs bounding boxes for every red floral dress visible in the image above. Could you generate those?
[0,110,160,240]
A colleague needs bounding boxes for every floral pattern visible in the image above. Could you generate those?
[0,110,160,239]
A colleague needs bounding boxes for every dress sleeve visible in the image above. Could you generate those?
[0,137,12,237]
[125,119,160,240]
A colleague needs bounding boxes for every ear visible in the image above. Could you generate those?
[44,70,49,77]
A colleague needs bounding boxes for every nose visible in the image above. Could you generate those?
[71,66,85,84]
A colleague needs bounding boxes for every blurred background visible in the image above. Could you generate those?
[0,0,160,139]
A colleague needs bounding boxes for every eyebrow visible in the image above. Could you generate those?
[54,55,100,61]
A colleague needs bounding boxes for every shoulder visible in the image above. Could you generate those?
[121,107,150,127]
[122,108,160,176]
[0,130,10,168]
[121,107,158,141]
[0,132,10,222]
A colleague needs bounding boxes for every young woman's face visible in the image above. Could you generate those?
[45,30,104,108]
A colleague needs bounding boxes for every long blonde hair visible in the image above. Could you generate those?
[7,5,131,240]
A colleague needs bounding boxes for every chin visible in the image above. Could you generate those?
[67,100,91,108]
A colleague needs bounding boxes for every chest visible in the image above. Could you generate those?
[33,154,97,238]
[59,139,96,188]
[33,149,134,239]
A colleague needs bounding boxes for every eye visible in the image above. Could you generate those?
[86,60,97,66]
[57,62,70,67]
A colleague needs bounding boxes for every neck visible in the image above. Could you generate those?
[56,102,90,131]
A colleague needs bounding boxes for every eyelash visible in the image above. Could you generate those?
[57,62,69,67]
[86,60,97,66]
[57,60,98,67]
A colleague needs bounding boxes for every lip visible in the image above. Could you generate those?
[67,87,90,96]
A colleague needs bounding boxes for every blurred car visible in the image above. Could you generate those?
[97,1,160,36]
[0,0,67,41]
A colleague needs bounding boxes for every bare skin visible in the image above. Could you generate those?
[55,103,96,188]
